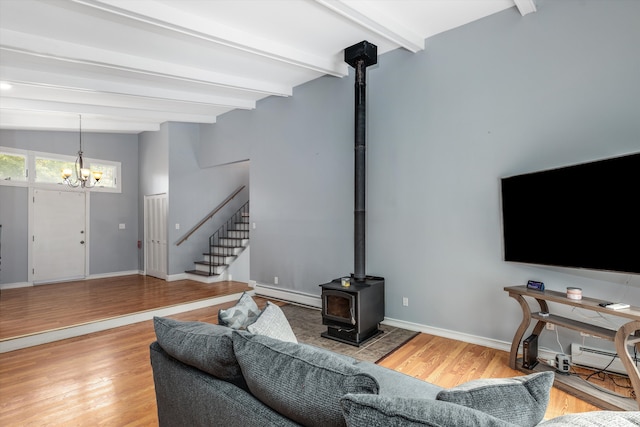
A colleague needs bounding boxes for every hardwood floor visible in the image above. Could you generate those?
[0,277,628,425]
[0,275,251,339]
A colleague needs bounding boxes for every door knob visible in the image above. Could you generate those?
[80,241,85,244]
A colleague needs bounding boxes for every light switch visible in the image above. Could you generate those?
[175,223,180,230]
[119,223,125,230]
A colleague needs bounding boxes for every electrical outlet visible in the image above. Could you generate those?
[546,322,555,330]
[274,276,278,285]
[402,297,409,307]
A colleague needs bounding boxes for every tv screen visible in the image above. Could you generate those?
[501,152,640,274]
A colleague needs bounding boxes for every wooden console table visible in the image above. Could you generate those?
[505,285,640,411]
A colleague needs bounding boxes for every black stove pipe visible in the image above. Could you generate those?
[344,41,377,282]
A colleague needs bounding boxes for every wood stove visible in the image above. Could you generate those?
[320,276,384,346]
[319,40,384,346]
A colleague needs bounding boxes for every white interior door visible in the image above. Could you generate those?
[144,194,167,279]
[32,189,86,283]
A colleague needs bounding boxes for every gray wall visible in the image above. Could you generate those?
[198,0,640,349]
[0,129,139,283]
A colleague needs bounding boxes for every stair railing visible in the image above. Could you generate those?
[208,201,249,276]
[176,185,245,246]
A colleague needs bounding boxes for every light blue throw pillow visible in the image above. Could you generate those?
[218,292,261,329]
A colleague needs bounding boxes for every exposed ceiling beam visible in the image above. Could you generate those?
[0,66,257,110]
[72,0,349,77]
[0,82,229,117]
[0,31,293,97]
[0,98,219,125]
[314,0,425,52]
[0,110,160,133]
[514,0,537,16]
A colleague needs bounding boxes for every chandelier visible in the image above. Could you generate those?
[61,115,103,188]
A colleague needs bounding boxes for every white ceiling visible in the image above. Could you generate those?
[0,0,535,134]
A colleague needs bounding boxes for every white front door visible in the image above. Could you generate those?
[32,189,87,283]
[144,194,167,280]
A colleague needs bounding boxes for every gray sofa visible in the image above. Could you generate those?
[149,315,640,426]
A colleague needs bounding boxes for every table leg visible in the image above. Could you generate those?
[615,320,640,409]
[507,293,533,369]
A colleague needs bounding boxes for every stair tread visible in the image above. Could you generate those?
[203,253,237,256]
[185,270,219,277]
[194,261,227,267]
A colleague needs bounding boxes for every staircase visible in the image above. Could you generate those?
[185,201,249,283]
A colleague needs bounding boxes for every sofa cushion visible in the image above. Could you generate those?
[340,393,516,427]
[538,411,640,426]
[233,331,379,427]
[247,301,298,343]
[218,292,261,329]
[436,371,553,427]
[153,316,246,388]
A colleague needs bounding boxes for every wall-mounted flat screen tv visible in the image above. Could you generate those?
[501,152,640,274]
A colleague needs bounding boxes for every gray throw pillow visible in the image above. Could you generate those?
[232,332,379,427]
[340,394,516,427]
[247,301,298,343]
[218,291,261,329]
[436,371,554,427]
[153,316,246,388]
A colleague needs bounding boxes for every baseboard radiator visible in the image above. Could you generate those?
[571,343,639,375]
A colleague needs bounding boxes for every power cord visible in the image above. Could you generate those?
[570,356,634,399]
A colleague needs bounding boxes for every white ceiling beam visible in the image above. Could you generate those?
[72,0,349,77]
[0,82,229,117]
[513,0,537,16]
[0,98,219,125]
[313,0,425,52]
[0,110,160,133]
[0,30,293,97]
[0,65,257,110]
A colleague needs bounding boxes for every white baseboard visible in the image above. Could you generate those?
[87,270,140,280]
[382,317,512,353]
[253,283,321,308]
[0,282,31,290]
[1,271,142,290]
